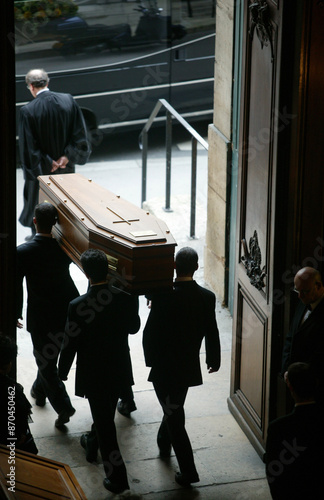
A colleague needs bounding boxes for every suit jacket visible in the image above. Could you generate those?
[19,90,91,180]
[281,298,324,379]
[58,283,140,398]
[16,235,79,346]
[143,280,221,388]
[264,404,324,499]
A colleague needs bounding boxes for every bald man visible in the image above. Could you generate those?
[19,68,91,240]
[281,267,324,406]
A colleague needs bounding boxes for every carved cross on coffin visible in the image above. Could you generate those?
[107,206,140,225]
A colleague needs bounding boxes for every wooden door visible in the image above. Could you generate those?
[228,0,283,455]
[229,0,324,454]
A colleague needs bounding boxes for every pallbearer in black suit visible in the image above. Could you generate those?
[16,202,79,429]
[143,247,221,488]
[18,68,91,239]
[58,249,140,495]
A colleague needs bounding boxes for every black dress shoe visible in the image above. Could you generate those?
[175,472,200,488]
[55,407,76,429]
[117,399,137,417]
[80,433,98,462]
[30,388,46,407]
[103,478,129,493]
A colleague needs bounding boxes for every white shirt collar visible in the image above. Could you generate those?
[36,233,52,238]
[36,88,49,96]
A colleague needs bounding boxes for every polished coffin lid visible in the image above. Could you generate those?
[38,173,177,293]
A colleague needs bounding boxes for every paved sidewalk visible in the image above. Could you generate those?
[15,146,271,499]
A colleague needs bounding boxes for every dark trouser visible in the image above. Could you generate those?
[119,385,134,403]
[84,385,135,458]
[19,179,39,229]
[153,382,198,479]
[84,422,99,452]
[32,348,74,414]
[19,165,75,229]
[88,390,129,487]
[18,427,38,455]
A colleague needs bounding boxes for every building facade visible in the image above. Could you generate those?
[206,0,324,454]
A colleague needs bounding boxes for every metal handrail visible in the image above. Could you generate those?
[139,99,208,238]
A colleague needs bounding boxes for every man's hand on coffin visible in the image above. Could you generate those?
[17,317,23,329]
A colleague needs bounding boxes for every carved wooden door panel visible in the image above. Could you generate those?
[229,0,283,454]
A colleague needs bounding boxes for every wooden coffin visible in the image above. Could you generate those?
[38,173,177,294]
[0,444,86,499]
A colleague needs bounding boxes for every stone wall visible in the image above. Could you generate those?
[204,0,234,302]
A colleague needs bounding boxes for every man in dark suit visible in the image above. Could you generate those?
[58,249,140,494]
[143,247,221,488]
[265,362,324,499]
[0,335,38,454]
[281,267,324,406]
[19,68,91,239]
[16,202,79,428]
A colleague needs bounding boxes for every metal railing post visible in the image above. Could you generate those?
[190,137,197,238]
[165,110,172,211]
[139,99,208,230]
[141,130,148,207]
